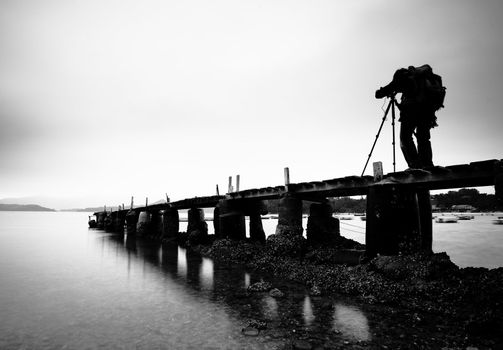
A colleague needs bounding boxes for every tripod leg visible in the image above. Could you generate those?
[391,99,396,172]
[361,99,393,176]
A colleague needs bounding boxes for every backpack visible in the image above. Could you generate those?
[412,65,446,111]
[424,72,446,111]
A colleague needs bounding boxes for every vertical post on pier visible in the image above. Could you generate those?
[130,197,134,210]
[228,176,233,193]
[216,185,220,196]
[284,167,290,191]
[236,175,240,192]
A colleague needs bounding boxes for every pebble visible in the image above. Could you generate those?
[242,327,259,336]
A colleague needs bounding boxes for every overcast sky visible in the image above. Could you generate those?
[1,0,502,209]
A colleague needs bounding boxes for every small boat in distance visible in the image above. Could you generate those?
[435,216,458,223]
[456,214,474,220]
[360,216,366,221]
[493,217,503,225]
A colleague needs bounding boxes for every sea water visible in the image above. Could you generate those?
[0,211,501,349]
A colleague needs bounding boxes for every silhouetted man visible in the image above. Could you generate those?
[375,64,444,169]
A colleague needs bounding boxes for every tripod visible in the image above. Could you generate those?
[361,94,398,176]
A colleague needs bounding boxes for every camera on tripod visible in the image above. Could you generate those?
[375,86,396,99]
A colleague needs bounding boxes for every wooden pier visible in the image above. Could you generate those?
[92,159,503,261]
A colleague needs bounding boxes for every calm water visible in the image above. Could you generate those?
[0,211,501,349]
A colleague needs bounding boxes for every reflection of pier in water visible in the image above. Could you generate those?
[105,234,371,342]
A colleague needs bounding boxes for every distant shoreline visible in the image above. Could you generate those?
[0,204,55,212]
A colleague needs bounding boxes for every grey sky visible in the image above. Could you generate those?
[1,0,502,209]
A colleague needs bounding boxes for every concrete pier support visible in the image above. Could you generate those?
[136,211,151,236]
[96,212,106,229]
[125,210,139,235]
[113,212,126,233]
[218,200,246,240]
[495,162,503,210]
[365,182,421,257]
[162,207,179,240]
[149,210,164,239]
[306,202,340,245]
[186,208,208,245]
[275,194,303,236]
[249,212,266,243]
[213,206,221,238]
[104,213,114,231]
[417,189,433,253]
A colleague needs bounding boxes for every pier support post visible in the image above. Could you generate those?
[365,182,421,258]
[126,210,139,235]
[136,211,151,237]
[276,194,303,236]
[104,212,114,231]
[417,188,433,253]
[306,202,340,245]
[495,161,503,210]
[213,206,221,238]
[249,212,266,244]
[162,207,179,241]
[186,208,208,245]
[149,210,163,239]
[96,212,106,229]
[113,211,126,234]
[218,200,246,240]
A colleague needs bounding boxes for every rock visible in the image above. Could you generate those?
[247,281,273,292]
[266,233,307,258]
[269,288,285,298]
[242,326,259,336]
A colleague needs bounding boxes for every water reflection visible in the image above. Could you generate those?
[302,295,315,326]
[261,295,279,320]
[104,233,372,344]
[199,257,214,290]
[333,304,371,341]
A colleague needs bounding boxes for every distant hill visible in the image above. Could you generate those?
[60,207,106,213]
[0,204,56,212]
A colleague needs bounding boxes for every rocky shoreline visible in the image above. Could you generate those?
[183,234,503,349]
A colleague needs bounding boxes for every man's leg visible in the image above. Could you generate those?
[400,118,420,168]
[416,124,433,167]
